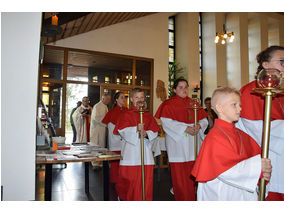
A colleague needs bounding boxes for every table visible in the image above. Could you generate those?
[36,143,121,201]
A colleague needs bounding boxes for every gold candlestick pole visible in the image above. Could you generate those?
[193,106,198,160]
[255,88,273,201]
[254,87,283,201]
[254,68,283,201]
[137,104,146,201]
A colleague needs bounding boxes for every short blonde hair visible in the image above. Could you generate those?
[211,87,240,111]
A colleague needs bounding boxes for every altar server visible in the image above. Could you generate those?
[236,46,284,201]
[72,97,92,143]
[192,87,272,201]
[155,78,208,201]
[114,88,159,201]
[102,92,127,183]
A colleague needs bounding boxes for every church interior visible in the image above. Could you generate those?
[2,8,284,203]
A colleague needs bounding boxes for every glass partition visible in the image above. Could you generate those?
[42,48,64,80]
[67,51,133,84]
[135,60,151,86]
[39,46,154,138]
[41,82,63,129]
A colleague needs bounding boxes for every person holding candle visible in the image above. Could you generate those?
[155,78,208,201]
[113,88,159,201]
[102,92,127,184]
[236,45,284,201]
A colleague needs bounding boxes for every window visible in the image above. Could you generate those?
[199,13,203,103]
[168,16,175,65]
[168,16,176,97]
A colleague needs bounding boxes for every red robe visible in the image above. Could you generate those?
[102,105,127,183]
[192,119,261,182]
[114,106,159,201]
[114,107,160,135]
[240,80,284,121]
[155,95,208,124]
[102,105,127,127]
[155,95,208,201]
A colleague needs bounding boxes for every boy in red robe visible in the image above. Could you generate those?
[192,87,272,201]
[114,88,160,201]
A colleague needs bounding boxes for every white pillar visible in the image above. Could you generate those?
[226,12,249,89]
[176,12,200,98]
[2,12,42,200]
[202,12,227,101]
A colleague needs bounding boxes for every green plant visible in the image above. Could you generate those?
[168,60,185,97]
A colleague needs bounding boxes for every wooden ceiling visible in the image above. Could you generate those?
[41,12,157,44]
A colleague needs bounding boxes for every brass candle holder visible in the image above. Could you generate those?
[188,98,203,160]
[254,68,283,201]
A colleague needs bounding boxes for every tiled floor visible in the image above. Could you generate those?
[36,162,175,201]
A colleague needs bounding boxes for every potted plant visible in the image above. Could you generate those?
[168,60,185,97]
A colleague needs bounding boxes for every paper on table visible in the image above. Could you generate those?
[62,151,90,155]
[75,152,101,158]
[97,154,120,158]
[36,153,58,157]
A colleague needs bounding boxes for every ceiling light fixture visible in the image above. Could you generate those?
[214,24,234,45]
[41,13,62,38]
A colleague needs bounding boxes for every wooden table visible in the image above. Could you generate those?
[36,143,121,201]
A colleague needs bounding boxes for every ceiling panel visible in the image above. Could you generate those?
[41,12,157,44]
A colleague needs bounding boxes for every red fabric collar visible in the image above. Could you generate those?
[192,119,261,182]
[155,95,208,124]
[113,108,160,134]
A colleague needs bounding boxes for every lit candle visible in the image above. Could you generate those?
[52,15,58,26]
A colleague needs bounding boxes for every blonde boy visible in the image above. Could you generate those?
[192,87,272,201]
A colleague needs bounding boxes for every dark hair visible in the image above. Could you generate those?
[204,97,211,103]
[256,45,284,76]
[130,87,144,98]
[82,96,89,102]
[172,78,189,96]
[173,78,188,90]
[113,92,123,107]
